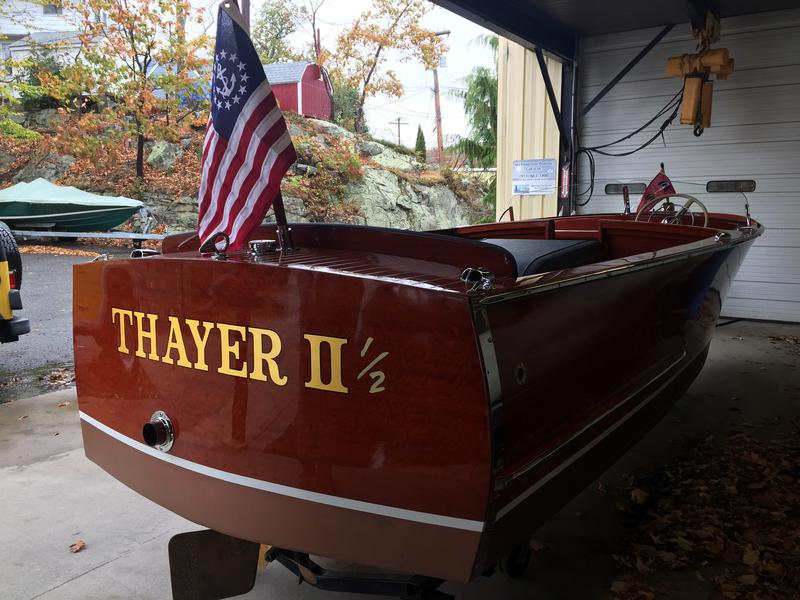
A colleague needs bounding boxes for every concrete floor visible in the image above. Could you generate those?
[1,320,798,600]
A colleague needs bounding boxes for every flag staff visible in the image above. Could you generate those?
[226,0,294,251]
[201,0,297,253]
[273,193,293,251]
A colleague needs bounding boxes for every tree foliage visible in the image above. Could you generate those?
[414,125,426,162]
[331,79,360,132]
[37,0,210,180]
[330,0,445,133]
[450,35,498,206]
[252,0,302,64]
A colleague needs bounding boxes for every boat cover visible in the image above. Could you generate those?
[0,179,143,208]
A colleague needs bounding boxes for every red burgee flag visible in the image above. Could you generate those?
[637,167,676,212]
[197,1,297,251]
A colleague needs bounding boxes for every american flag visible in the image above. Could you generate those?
[198,1,297,251]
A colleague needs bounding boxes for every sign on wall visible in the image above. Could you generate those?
[512,159,557,195]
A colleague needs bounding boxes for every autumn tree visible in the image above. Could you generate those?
[252,0,301,64]
[331,79,360,131]
[39,0,210,180]
[330,0,445,133]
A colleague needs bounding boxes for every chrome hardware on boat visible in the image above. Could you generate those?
[90,254,110,262]
[461,267,495,292]
[130,248,160,259]
[715,231,731,243]
[276,225,293,252]
[635,192,710,228]
[248,239,279,258]
[199,231,230,261]
[142,411,174,452]
[738,226,757,237]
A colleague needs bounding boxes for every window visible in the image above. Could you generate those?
[43,5,62,15]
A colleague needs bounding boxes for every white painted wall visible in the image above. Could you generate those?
[0,0,77,38]
[577,9,800,322]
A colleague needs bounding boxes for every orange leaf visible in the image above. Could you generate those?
[69,540,86,553]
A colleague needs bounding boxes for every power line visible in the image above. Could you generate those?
[388,117,409,145]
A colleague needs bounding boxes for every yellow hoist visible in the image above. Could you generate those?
[666,11,735,136]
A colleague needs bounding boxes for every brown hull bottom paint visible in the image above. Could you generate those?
[74,215,761,581]
[80,420,482,582]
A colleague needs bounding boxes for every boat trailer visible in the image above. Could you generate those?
[10,229,165,248]
[168,529,468,599]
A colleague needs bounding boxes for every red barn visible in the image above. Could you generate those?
[264,61,333,121]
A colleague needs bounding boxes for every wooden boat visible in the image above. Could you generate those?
[0,178,143,232]
[73,196,761,596]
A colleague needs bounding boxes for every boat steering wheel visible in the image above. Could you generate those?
[634,192,710,228]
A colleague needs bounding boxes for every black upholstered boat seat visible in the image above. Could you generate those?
[480,238,605,276]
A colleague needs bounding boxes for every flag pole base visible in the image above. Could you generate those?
[276,225,293,252]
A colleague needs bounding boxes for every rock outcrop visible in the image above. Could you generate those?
[13,153,75,182]
[146,141,183,172]
[4,109,491,234]
[138,192,198,231]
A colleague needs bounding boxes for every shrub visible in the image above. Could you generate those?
[364,134,417,159]
[18,83,62,111]
[0,119,42,140]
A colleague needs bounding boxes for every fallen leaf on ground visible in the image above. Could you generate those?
[69,540,86,553]
[610,580,631,593]
[57,401,71,408]
[742,547,759,566]
[720,582,741,599]
[17,415,28,421]
[610,427,800,599]
[696,570,705,582]
[40,368,75,387]
[19,245,99,257]
[675,536,694,552]
[630,488,650,504]
[738,573,757,585]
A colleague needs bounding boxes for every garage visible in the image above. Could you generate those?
[3,1,799,599]
[439,0,799,323]
[577,10,800,322]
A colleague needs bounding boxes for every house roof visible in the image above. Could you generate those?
[263,61,311,85]
[7,30,82,48]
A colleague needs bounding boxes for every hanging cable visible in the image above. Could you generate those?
[585,89,683,151]
[573,85,685,207]
[574,147,596,206]
[589,97,682,157]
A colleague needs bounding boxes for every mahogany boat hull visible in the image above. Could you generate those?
[73,215,759,582]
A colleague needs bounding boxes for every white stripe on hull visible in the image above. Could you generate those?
[79,411,485,533]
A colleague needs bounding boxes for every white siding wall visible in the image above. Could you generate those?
[0,0,77,37]
[577,9,800,322]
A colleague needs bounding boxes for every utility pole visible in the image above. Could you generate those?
[389,117,408,145]
[432,68,444,167]
[432,30,450,168]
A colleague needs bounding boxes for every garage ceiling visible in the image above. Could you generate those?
[430,0,800,59]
